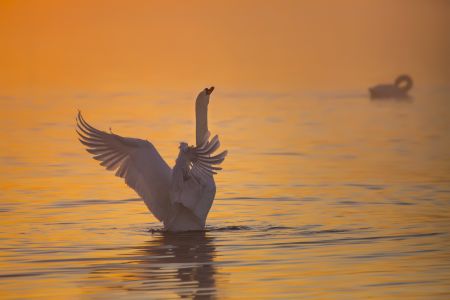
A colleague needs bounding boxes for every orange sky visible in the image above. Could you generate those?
[0,0,449,96]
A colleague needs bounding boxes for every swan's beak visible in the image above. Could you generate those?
[205,86,214,95]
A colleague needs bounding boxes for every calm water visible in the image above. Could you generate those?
[1,89,449,299]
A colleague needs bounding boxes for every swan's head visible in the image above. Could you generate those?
[196,86,214,105]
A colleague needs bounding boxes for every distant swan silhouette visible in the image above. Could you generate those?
[76,87,227,232]
[369,75,413,99]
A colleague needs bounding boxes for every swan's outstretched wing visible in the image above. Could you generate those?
[76,112,172,221]
[189,131,227,182]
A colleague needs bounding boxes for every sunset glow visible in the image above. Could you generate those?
[1,1,449,299]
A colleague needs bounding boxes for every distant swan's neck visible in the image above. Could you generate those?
[395,75,413,92]
[196,99,208,146]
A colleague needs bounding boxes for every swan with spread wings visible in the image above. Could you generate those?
[76,87,227,231]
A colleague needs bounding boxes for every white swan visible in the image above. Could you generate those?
[369,75,413,99]
[76,87,227,232]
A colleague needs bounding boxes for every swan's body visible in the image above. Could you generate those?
[369,75,413,99]
[76,87,227,232]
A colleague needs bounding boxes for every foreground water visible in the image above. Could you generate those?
[1,89,449,299]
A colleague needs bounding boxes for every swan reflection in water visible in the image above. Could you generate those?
[127,231,218,299]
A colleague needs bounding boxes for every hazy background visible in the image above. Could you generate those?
[1,0,449,96]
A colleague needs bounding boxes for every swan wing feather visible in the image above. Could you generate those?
[187,131,227,182]
[76,112,172,221]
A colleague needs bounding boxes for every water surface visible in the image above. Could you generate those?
[1,91,449,299]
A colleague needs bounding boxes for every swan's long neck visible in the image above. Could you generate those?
[395,75,413,92]
[196,99,208,146]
